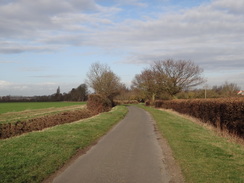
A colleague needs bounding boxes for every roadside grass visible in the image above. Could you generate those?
[0,106,128,183]
[139,105,244,183]
[0,102,86,114]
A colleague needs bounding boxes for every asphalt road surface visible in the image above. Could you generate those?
[53,106,170,183]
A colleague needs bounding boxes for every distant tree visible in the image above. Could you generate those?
[131,59,205,101]
[56,86,60,95]
[152,59,205,97]
[212,81,241,97]
[131,69,162,101]
[69,84,88,101]
[54,86,62,101]
[86,62,123,101]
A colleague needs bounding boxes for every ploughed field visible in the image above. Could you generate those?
[0,102,87,139]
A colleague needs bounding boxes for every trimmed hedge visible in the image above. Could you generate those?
[154,98,244,138]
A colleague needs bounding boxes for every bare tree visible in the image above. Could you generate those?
[86,62,123,100]
[131,59,205,100]
[131,69,162,101]
[212,81,241,97]
[152,59,205,96]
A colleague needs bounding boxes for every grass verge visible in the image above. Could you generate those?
[0,105,128,183]
[139,105,244,183]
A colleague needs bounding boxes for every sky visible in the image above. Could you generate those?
[0,0,244,96]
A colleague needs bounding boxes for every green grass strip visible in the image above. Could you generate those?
[139,105,244,183]
[0,106,128,183]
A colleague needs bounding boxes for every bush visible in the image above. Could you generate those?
[87,94,112,115]
[154,98,244,138]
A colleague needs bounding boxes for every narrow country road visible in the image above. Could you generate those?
[53,106,171,183]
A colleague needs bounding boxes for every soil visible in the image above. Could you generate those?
[0,108,92,139]
[0,105,84,124]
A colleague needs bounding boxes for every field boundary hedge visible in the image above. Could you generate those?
[0,95,114,139]
[154,98,244,138]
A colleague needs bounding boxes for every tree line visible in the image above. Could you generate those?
[0,84,88,102]
[1,59,242,102]
[86,60,242,103]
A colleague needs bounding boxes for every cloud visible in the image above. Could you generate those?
[0,80,12,87]
[93,0,244,71]
[0,0,119,53]
[0,0,117,35]
[212,0,244,14]
[0,0,244,91]
[0,41,62,54]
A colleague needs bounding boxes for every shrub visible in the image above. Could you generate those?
[145,100,150,106]
[87,94,112,115]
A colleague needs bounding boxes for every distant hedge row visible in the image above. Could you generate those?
[154,98,244,138]
[0,94,115,139]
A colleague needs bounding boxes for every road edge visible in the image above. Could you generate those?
[145,109,185,183]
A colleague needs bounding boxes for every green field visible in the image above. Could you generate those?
[139,105,244,183]
[0,105,128,183]
[0,102,86,114]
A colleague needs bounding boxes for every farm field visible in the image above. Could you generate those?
[0,105,128,183]
[0,102,86,114]
[0,102,86,124]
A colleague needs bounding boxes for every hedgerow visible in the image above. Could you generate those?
[154,98,244,138]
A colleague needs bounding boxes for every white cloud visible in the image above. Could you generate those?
[0,80,12,87]
[0,42,60,54]
[0,0,244,92]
